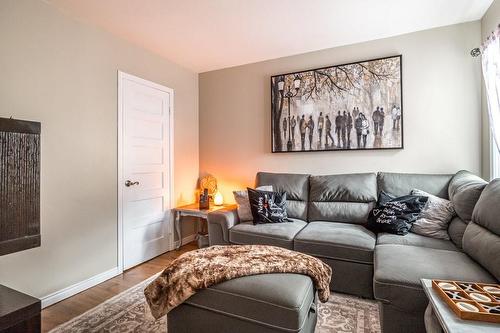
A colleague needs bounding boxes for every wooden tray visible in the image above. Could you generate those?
[432,280,500,324]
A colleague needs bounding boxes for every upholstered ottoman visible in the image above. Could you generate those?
[167,273,318,333]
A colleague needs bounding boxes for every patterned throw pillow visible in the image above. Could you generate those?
[367,191,428,235]
[410,189,456,240]
[247,188,290,224]
[233,185,273,221]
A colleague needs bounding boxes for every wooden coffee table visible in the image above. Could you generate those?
[421,279,500,333]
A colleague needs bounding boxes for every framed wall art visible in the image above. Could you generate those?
[271,55,403,153]
[0,117,41,256]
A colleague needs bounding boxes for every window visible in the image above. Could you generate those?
[481,26,500,180]
[493,135,500,179]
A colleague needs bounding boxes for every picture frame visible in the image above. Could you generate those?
[271,55,403,153]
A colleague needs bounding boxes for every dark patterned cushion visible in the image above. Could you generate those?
[247,188,290,224]
[367,191,428,235]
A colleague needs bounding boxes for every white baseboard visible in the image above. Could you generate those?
[174,233,196,249]
[41,233,196,309]
[41,266,121,308]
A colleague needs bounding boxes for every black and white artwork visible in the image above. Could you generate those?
[271,55,403,152]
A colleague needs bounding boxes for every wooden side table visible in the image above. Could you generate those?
[0,285,40,333]
[421,279,500,333]
[173,204,235,250]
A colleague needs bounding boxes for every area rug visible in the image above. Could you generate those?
[49,274,381,333]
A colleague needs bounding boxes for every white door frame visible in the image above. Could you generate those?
[117,71,175,273]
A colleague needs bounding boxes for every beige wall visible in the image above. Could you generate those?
[0,0,198,298]
[200,22,482,202]
[481,0,500,179]
[0,0,488,302]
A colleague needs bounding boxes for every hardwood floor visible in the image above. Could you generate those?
[41,242,198,332]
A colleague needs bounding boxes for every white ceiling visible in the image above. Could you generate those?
[46,0,492,73]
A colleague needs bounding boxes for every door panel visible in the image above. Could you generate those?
[132,93,164,116]
[130,118,163,140]
[120,73,172,270]
[132,172,163,191]
[126,196,164,221]
[130,145,164,165]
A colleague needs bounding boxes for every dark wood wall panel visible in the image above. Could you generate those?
[0,118,40,256]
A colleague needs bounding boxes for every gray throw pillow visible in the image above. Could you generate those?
[410,189,455,240]
[233,185,273,221]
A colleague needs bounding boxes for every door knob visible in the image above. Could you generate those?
[125,180,140,187]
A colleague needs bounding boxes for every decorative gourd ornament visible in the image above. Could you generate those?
[199,175,217,197]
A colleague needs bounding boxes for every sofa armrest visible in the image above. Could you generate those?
[208,207,240,245]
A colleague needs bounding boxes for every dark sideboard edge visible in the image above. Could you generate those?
[0,235,41,256]
[0,285,41,331]
[0,117,41,134]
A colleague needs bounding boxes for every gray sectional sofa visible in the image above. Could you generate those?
[207,171,500,333]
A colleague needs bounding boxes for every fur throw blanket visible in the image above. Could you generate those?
[144,245,332,319]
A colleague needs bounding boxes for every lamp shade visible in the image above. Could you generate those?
[213,190,223,206]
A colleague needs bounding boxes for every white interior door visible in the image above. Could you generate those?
[119,72,173,270]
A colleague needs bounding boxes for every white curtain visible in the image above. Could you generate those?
[482,26,500,153]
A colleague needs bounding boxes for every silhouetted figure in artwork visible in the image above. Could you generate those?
[346,111,353,148]
[317,112,324,146]
[360,113,370,148]
[307,115,315,150]
[379,107,385,135]
[391,105,401,130]
[353,107,359,120]
[291,116,297,142]
[341,111,348,148]
[355,114,363,148]
[335,111,343,147]
[299,115,307,151]
[325,115,334,147]
[372,106,381,136]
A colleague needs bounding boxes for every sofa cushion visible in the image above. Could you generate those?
[377,232,459,251]
[374,244,496,312]
[233,185,273,222]
[463,222,500,281]
[247,188,289,224]
[367,193,428,235]
[308,173,377,223]
[448,170,487,222]
[294,221,376,264]
[256,172,310,220]
[448,216,468,249]
[184,273,315,332]
[471,179,500,234]
[464,179,500,280]
[229,218,307,249]
[410,189,455,240]
[377,172,452,199]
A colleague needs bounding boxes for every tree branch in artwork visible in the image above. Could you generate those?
[298,59,398,101]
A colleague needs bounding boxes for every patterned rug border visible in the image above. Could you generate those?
[48,272,162,332]
[49,272,381,333]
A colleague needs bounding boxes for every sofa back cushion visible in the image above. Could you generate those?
[448,216,468,249]
[256,172,310,220]
[463,179,500,281]
[448,170,487,222]
[377,172,452,198]
[308,173,377,223]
